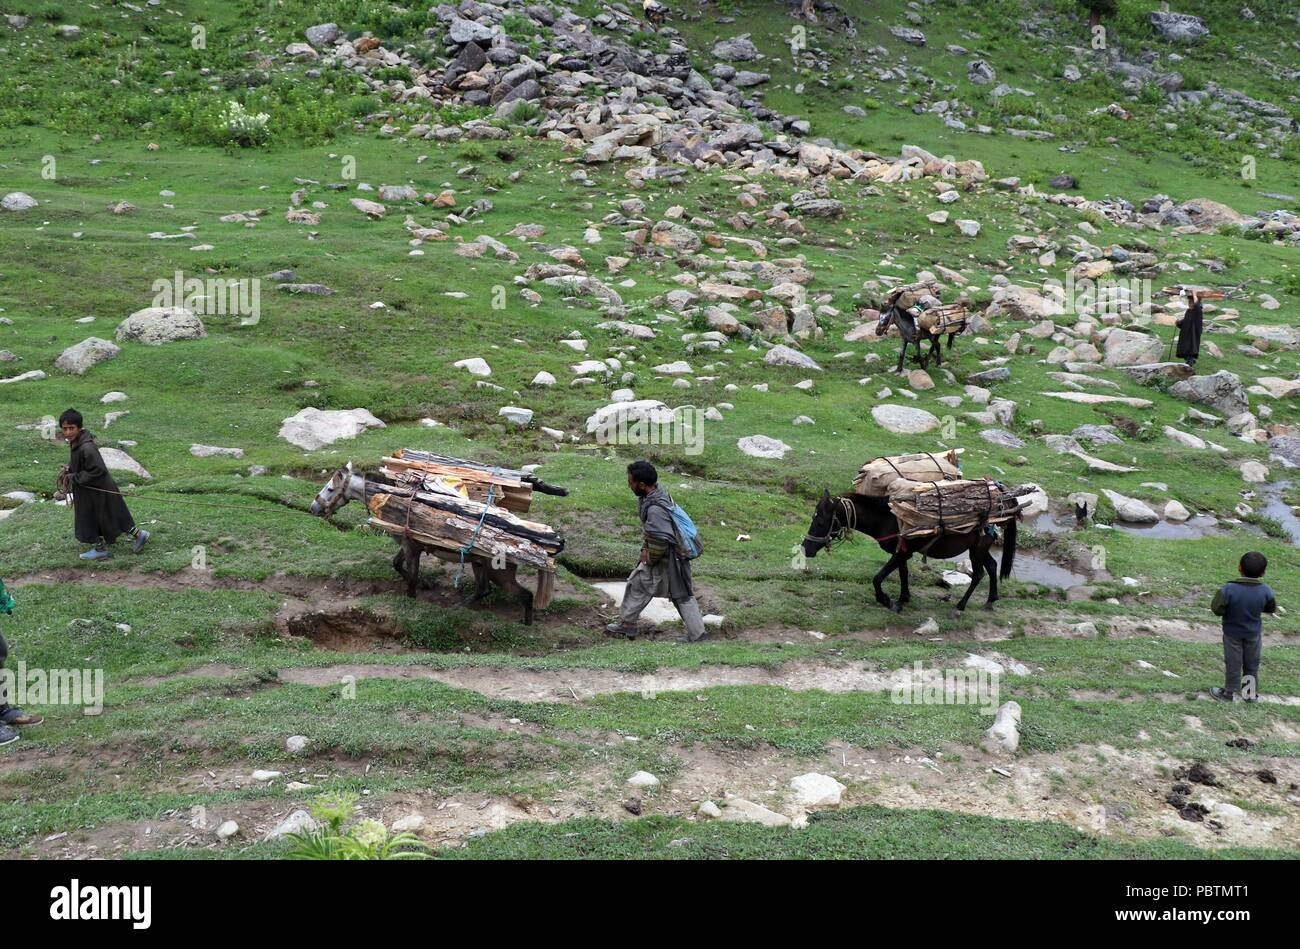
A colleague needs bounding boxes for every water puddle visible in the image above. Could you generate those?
[1002,553,1089,590]
[1257,481,1300,545]
[1028,510,1226,540]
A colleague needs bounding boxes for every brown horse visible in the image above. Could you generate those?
[800,490,1016,614]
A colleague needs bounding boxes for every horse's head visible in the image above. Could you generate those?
[310,462,354,517]
[802,488,846,558]
[874,306,895,337]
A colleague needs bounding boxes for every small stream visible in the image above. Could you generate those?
[1257,480,1300,546]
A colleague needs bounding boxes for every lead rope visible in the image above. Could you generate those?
[453,469,499,589]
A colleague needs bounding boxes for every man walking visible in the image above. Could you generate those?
[1175,289,1203,369]
[57,409,149,561]
[605,460,708,643]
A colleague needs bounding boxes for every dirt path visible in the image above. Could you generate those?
[15,733,1296,858]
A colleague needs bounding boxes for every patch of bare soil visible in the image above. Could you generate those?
[283,609,413,653]
[274,660,911,700]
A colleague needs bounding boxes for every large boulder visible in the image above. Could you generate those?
[985,285,1064,321]
[737,435,791,460]
[585,399,671,437]
[1170,370,1248,417]
[1102,329,1163,367]
[763,344,821,371]
[2,192,38,211]
[55,337,120,375]
[100,447,150,480]
[872,404,941,434]
[278,408,386,451]
[115,307,206,345]
[1268,436,1300,468]
[303,23,340,47]
[650,220,700,253]
[1149,11,1209,42]
[1101,489,1158,524]
[711,35,759,61]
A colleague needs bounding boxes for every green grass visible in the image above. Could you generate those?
[1,0,1299,859]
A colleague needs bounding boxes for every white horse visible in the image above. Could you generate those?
[310,464,555,625]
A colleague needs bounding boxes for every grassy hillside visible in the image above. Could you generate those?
[0,0,1298,859]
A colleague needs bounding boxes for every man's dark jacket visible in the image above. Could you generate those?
[68,430,135,544]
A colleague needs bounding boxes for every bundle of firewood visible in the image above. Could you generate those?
[917,303,968,336]
[889,478,1034,539]
[367,489,563,570]
[381,449,567,514]
[854,450,964,497]
[359,450,567,571]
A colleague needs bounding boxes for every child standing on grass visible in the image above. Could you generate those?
[57,408,149,561]
[0,577,43,748]
[1210,552,1276,702]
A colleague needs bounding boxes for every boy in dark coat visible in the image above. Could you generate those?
[57,409,149,561]
[1209,552,1275,702]
[1175,289,1203,369]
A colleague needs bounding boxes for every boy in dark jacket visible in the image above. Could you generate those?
[1209,552,1275,702]
[57,409,149,561]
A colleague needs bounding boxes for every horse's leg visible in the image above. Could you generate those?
[955,540,986,613]
[464,560,490,605]
[391,542,406,578]
[491,564,534,626]
[873,551,904,608]
[891,553,914,613]
[931,334,943,367]
[402,538,421,598]
[983,544,999,608]
[895,339,907,374]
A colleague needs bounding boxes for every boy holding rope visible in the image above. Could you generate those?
[56,409,149,561]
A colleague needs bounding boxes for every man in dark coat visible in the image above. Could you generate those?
[1175,289,1203,369]
[57,409,149,561]
[604,460,707,643]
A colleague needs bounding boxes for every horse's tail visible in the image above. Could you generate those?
[999,518,1017,579]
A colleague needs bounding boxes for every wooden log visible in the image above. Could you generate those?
[368,493,558,570]
[382,454,534,512]
[889,479,1032,538]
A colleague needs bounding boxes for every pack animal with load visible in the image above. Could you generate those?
[865,283,970,373]
[310,451,568,625]
[802,450,1033,614]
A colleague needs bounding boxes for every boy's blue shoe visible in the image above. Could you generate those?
[0,725,18,748]
[79,548,112,561]
[131,529,150,553]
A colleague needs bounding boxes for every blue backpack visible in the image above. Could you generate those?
[652,499,704,560]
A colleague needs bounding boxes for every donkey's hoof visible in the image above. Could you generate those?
[982,601,998,612]
[875,595,892,609]
[889,602,905,614]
